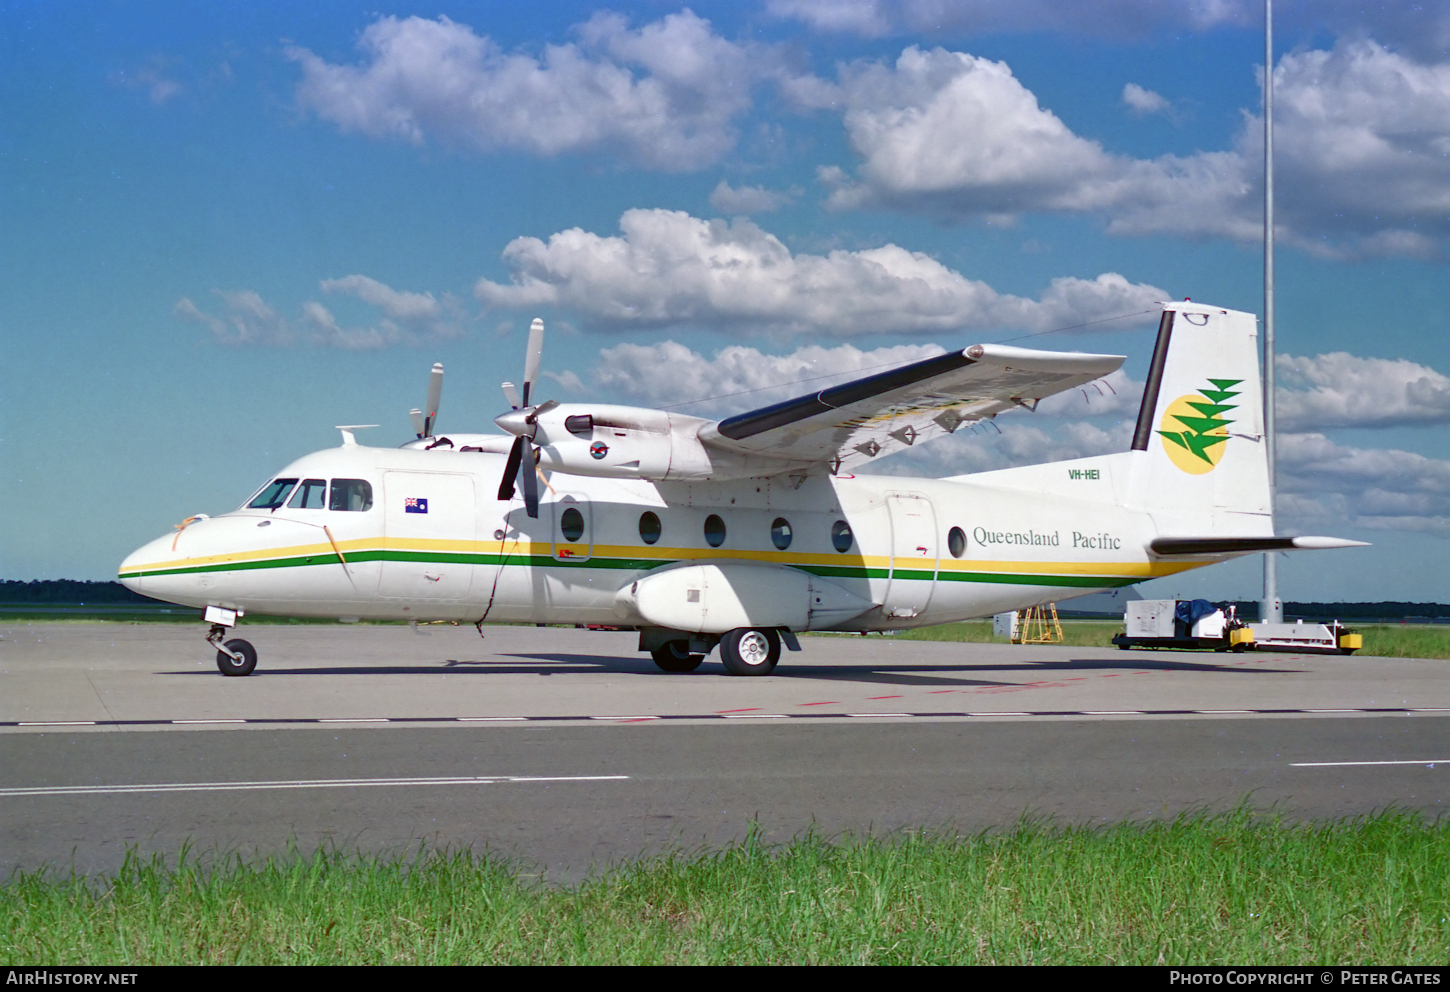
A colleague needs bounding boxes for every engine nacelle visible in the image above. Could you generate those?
[612,561,874,633]
[522,404,735,481]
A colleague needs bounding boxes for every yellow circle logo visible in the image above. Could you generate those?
[1157,379,1241,475]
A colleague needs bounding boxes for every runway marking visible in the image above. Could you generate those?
[2,707,1445,731]
[0,774,631,798]
[1291,759,1449,768]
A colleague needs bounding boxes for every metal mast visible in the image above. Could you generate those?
[1261,0,1282,624]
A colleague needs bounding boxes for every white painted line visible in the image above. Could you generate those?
[1305,709,1357,713]
[846,713,912,718]
[18,721,96,727]
[969,712,1031,717]
[507,775,630,783]
[457,717,527,722]
[319,718,390,724]
[1083,711,1143,715]
[589,715,660,721]
[172,719,247,724]
[1291,759,1449,768]
[0,774,631,798]
[1410,708,1450,712]
[722,713,787,719]
[1197,710,1253,714]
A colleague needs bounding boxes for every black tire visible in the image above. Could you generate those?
[719,628,780,676]
[651,640,704,673]
[217,638,257,677]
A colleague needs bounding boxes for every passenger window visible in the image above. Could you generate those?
[248,478,298,510]
[831,520,853,553]
[287,479,328,509]
[329,479,374,512]
[771,518,793,551]
[948,526,967,558]
[560,507,586,542]
[639,511,662,545]
[704,514,726,548]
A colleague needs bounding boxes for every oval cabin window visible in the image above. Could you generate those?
[948,526,966,558]
[831,520,853,553]
[704,514,727,548]
[771,518,793,550]
[560,507,585,542]
[638,511,662,545]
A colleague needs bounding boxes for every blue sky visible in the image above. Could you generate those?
[4,0,1450,602]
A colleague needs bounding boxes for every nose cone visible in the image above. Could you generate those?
[119,533,176,596]
[493,408,533,438]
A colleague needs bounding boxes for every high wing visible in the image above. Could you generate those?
[699,343,1125,470]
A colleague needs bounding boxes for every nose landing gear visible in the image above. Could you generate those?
[204,606,257,676]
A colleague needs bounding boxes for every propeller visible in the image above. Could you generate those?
[495,318,554,518]
[415,363,444,438]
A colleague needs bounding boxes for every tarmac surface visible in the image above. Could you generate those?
[3,622,1448,880]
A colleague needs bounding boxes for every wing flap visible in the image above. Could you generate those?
[703,343,1124,468]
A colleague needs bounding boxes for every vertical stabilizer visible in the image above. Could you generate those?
[1126,302,1272,534]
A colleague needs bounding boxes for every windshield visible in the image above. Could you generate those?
[287,478,328,509]
[247,478,298,510]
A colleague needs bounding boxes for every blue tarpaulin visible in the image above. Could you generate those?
[1175,599,1218,626]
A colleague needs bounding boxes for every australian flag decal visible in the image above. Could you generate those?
[404,497,428,514]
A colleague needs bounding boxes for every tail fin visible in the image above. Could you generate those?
[1126,301,1271,533]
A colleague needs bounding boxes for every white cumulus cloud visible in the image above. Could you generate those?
[819,41,1450,256]
[474,208,1165,335]
[708,180,797,214]
[1122,83,1171,116]
[175,277,460,350]
[1277,352,1450,430]
[288,11,786,171]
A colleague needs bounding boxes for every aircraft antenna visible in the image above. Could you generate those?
[1261,0,1282,624]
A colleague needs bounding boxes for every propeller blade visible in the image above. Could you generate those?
[498,436,524,502]
[521,445,540,519]
[502,381,522,410]
[409,408,425,438]
[423,363,444,436]
[533,399,560,417]
[521,318,544,406]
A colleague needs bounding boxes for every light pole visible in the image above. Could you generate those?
[1261,0,1282,624]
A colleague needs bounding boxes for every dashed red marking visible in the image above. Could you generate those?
[798,701,840,707]
[928,689,957,694]
[716,708,760,714]
[1100,673,1124,677]
[867,695,903,700]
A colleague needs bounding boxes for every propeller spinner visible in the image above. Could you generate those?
[495,318,554,518]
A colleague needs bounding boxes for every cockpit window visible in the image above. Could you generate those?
[329,479,374,512]
[248,478,298,510]
[287,479,328,509]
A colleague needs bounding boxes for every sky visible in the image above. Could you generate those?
[3,0,1450,603]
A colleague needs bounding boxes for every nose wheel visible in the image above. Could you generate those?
[207,623,257,676]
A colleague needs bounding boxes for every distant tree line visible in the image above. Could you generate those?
[1226,601,1450,621]
[0,580,160,604]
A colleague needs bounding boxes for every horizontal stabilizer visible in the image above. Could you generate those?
[1151,536,1370,556]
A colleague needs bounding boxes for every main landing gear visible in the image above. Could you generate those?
[205,610,257,676]
[644,627,789,676]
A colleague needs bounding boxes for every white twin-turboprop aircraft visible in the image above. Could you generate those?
[119,300,1363,677]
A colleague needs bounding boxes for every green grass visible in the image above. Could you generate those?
[5,812,1450,965]
[889,620,1450,659]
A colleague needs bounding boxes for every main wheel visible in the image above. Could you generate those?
[719,628,780,676]
[651,640,704,673]
[217,638,257,677]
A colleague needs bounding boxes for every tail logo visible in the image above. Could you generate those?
[1158,379,1241,475]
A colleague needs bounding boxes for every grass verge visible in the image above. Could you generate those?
[5,811,1449,965]
[888,620,1450,660]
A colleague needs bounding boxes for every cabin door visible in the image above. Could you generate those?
[883,492,938,619]
[378,471,477,602]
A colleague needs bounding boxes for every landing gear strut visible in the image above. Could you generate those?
[206,622,257,677]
